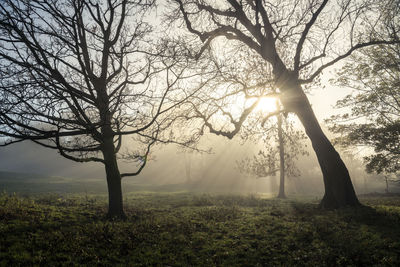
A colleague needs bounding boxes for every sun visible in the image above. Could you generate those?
[255,97,278,113]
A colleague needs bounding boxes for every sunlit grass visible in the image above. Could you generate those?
[1,192,400,266]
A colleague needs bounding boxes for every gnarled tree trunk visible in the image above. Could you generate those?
[279,72,360,208]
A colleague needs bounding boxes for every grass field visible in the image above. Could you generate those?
[1,191,400,266]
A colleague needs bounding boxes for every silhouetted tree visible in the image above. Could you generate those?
[167,0,400,208]
[0,0,196,218]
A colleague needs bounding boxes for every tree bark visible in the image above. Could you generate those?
[102,136,126,219]
[277,112,286,199]
[278,73,360,208]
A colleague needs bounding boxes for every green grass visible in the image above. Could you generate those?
[1,192,400,266]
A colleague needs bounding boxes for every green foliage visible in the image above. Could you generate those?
[328,44,400,175]
[1,192,400,266]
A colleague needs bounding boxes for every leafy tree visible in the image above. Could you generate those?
[166,0,400,208]
[328,44,400,176]
[238,97,308,198]
[0,0,195,218]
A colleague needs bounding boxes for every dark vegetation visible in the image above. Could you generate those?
[1,191,400,266]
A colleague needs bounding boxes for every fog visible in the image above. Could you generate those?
[0,129,392,196]
[0,80,391,195]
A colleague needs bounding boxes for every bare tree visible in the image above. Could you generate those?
[166,0,400,208]
[0,0,197,218]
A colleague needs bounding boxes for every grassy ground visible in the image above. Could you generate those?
[1,192,400,266]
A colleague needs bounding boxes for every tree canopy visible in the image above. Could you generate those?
[328,44,400,174]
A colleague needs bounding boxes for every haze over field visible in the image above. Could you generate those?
[0,88,390,196]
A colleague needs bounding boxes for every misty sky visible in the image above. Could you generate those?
[0,76,352,183]
[0,77,388,195]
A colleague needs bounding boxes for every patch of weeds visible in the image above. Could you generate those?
[191,194,216,206]
[196,206,242,222]
[1,192,400,266]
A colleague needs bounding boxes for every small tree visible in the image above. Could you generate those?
[383,174,400,194]
[238,99,308,198]
[0,0,195,218]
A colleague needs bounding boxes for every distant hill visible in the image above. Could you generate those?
[0,171,107,194]
[0,170,194,194]
[0,171,58,181]
[1,170,301,195]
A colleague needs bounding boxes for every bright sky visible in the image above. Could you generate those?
[308,68,353,123]
[0,0,368,183]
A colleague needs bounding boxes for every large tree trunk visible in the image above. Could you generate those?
[102,136,126,219]
[277,112,286,199]
[279,74,360,208]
